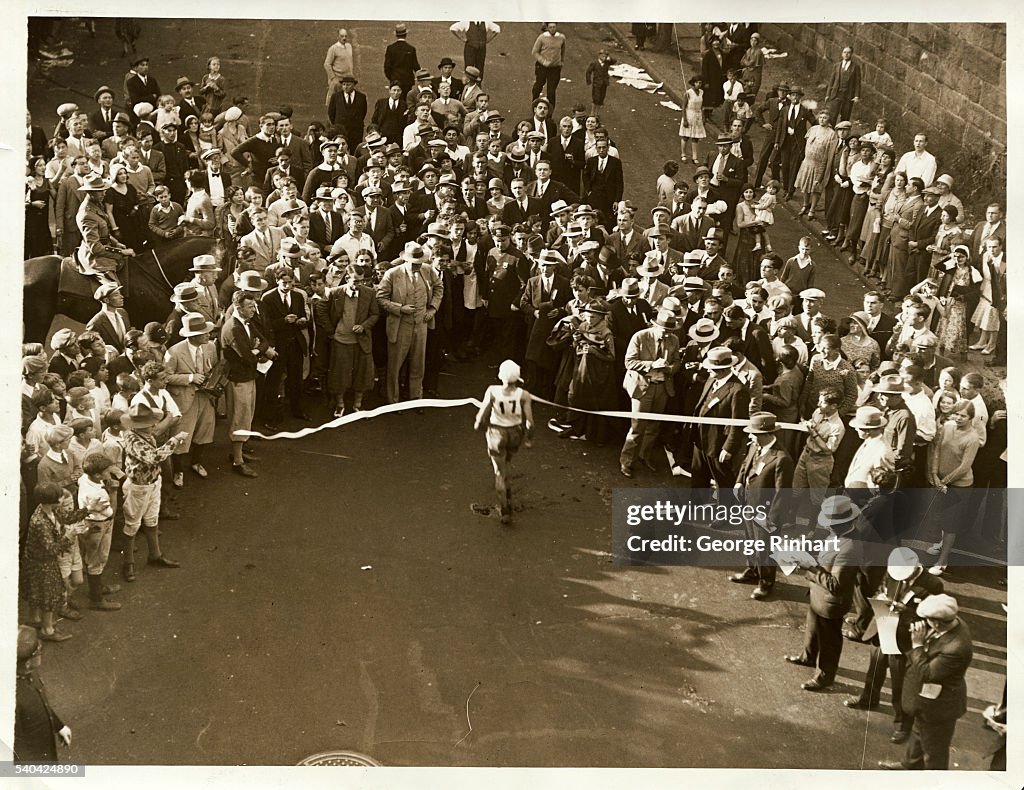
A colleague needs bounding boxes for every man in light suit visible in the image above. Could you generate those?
[55,156,91,255]
[731,412,795,600]
[240,208,285,274]
[328,75,368,152]
[888,177,924,298]
[86,283,133,352]
[163,312,219,486]
[785,496,864,687]
[619,309,681,478]
[824,46,862,123]
[376,242,444,404]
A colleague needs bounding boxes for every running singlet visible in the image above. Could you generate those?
[489,386,524,428]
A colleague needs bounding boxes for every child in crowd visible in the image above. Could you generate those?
[67,416,101,480]
[585,49,615,115]
[111,373,141,413]
[751,180,780,252]
[40,372,67,419]
[860,117,893,150]
[154,94,181,131]
[657,160,679,206]
[198,55,227,116]
[197,111,220,154]
[732,92,755,133]
[77,452,122,611]
[780,236,817,294]
[721,69,744,124]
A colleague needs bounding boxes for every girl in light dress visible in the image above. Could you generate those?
[197,111,220,154]
[971,245,1001,355]
[751,180,780,252]
[154,94,181,131]
[678,75,706,163]
[198,56,227,115]
[935,245,981,358]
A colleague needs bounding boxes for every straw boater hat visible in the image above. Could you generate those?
[652,309,678,330]
[635,255,665,279]
[190,254,221,273]
[817,495,861,529]
[744,411,778,434]
[78,173,113,192]
[702,346,735,370]
[121,402,164,429]
[688,318,720,344]
[848,405,887,430]
[200,148,222,162]
[179,312,215,337]
[538,249,565,267]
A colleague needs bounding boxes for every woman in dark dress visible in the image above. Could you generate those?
[103,163,145,251]
[20,483,73,642]
[700,38,727,122]
[566,299,616,445]
[25,157,53,258]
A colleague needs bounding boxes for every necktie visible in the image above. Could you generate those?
[599,158,605,173]
[112,310,125,340]
[791,106,797,122]
[325,212,332,237]
[347,93,352,105]
[390,100,396,111]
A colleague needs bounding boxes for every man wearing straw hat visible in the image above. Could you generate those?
[619,309,681,479]
[784,495,864,690]
[878,593,973,770]
[164,312,219,487]
[76,173,134,281]
[731,411,794,600]
[844,406,895,493]
[187,254,223,324]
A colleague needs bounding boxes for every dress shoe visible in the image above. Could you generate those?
[889,729,910,744]
[843,698,878,711]
[89,598,122,611]
[784,655,814,667]
[40,630,73,642]
[801,676,833,691]
[750,583,773,600]
[122,562,136,582]
[172,472,184,489]
[191,463,208,479]
[928,564,946,576]
[729,568,759,584]
[877,760,908,770]
[620,465,634,479]
[232,463,258,478]
[148,555,181,568]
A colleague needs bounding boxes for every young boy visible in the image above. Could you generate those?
[585,49,615,115]
[732,92,755,133]
[67,416,101,480]
[780,236,817,296]
[40,372,68,420]
[25,388,63,458]
[112,373,141,412]
[722,69,744,125]
[77,452,122,611]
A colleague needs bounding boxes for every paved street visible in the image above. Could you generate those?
[27,19,1006,769]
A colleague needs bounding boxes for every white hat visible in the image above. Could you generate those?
[917,594,959,621]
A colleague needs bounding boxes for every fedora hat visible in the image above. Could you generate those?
[238,271,269,292]
[78,173,113,192]
[849,405,887,430]
[660,296,683,317]
[787,85,805,95]
[574,204,598,218]
[129,55,149,67]
[179,311,215,337]
[121,402,164,429]
[562,222,584,237]
[465,65,482,79]
[716,134,734,146]
[579,240,601,254]
[507,146,527,163]
[702,346,736,370]
[817,495,861,529]
[704,227,724,242]
[538,249,566,267]
[383,142,403,157]
[549,199,571,216]
[584,298,611,315]
[652,309,678,330]
[340,74,358,85]
[190,254,221,272]
[887,547,922,581]
[278,237,304,258]
[682,276,706,291]
[426,222,452,240]
[175,75,194,91]
[635,256,665,279]
[364,130,386,147]
[619,277,641,298]
[402,242,427,263]
[93,85,114,101]
[394,22,408,35]
[688,318,720,343]
[315,185,335,201]
[745,411,778,434]
[170,283,201,303]
[480,110,504,124]
[390,178,413,193]
[873,374,906,396]
[647,223,672,238]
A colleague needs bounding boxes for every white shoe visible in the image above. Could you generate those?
[172,472,184,489]
[671,465,692,478]
[928,565,946,576]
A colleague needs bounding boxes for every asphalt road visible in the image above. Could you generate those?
[28,19,1006,770]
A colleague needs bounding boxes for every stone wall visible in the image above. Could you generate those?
[761,23,1005,211]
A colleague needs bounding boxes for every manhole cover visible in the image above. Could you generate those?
[298,751,381,766]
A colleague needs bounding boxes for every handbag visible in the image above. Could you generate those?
[198,359,230,400]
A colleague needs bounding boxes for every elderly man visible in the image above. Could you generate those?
[377,242,444,405]
[879,593,973,770]
[164,312,218,486]
[221,289,276,477]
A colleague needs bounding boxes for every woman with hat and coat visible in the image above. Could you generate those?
[565,298,616,444]
[842,311,881,371]
[76,173,134,281]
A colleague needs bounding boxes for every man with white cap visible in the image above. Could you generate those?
[785,495,864,689]
[619,309,681,478]
[164,312,219,485]
[879,592,973,770]
[472,359,533,525]
[86,283,132,353]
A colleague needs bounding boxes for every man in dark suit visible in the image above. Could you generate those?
[86,283,133,352]
[123,57,160,123]
[753,83,789,188]
[673,197,716,254]
[862,291,897,359]
[480,223,530,363]
[371,83,407,150]
[259,268,310,430]
[727,118,755,178]
[384,23,420,95]
[523,97,558,143]
[604,203,647,269]
[431,57,464,100]
[154,122,190,205]
[525,160,578,229]
[174,76,205,124]
[704,134,745,245]
[824,46,862,123]
[774,86,816,200]
[582,138,623,229]
[909,186,944,282]
[276,117,313,176]
[720,304,777,383]
[547,116,585,194]
[501,176,543,228]
[889,178,924,298]
[361,185,395,258]
[784,496,863,687]
[501,148,535,189]
[879,593,973,770]
[88,86,116,142]
[328,76,368,152]
[387,179,418,256]
[609,277,653,372]
[520,251,571,398]
[731,412,795,600]
[308,187,346,255]
[690,346,749,488]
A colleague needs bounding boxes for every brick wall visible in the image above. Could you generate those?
[761,23,1005,213]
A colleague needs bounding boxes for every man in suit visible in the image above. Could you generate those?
[784,496,864,687]
[136,131,166,185]
[524,97,558,143]
[705,134,745,244]
[99,114,131,162]
[609,276,653,376]
[328,75,368,152]
[862,291,897,359]
[501,177,543,227]
[605,203,647,269]
[55,156,91,255]
[163,312,218,485]
[89,86,116,142]
[221,289,275,476]
[753,83,789,188]
[644,224,684,273]
[824,46,862,123]
[387,178,417,256]
[720,304,777,383]
[520,251,571,398]
[376,242,444,404]
[276,116,313,176]
[526,160,578,229]
[154,122,190,205]
[480,223,530,363]
[123,56,160,123]
[574,246,626,298]
[673,197,716,254]
[879,593,973,770]
[301,138,345,202]
[619,309,681,478]
[325,265,380,415]
[308,186,346,255]
[240,208,285,274]
[260,268,310,430]
[371,83,408,150]
[908,186,944,282]
[980,237,1007,366]
[459,176,490,222]
[361,185,395,258]
[690,346,749,488]
[174,76,205,123]
[774,86,815,200]
[889,177,925,298]
[432,57,464,100]
[87,283,133,352]
[730,412,795,600]
[967,203,1005,265]
[501,147,535,189]
[727,118,755,178]
[547,115,585,194]
[384,23,420,95]
[582,138,623,229]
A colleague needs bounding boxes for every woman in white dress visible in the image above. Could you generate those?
[678,75,707,163]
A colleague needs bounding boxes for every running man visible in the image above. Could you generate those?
[472,360,534,525]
